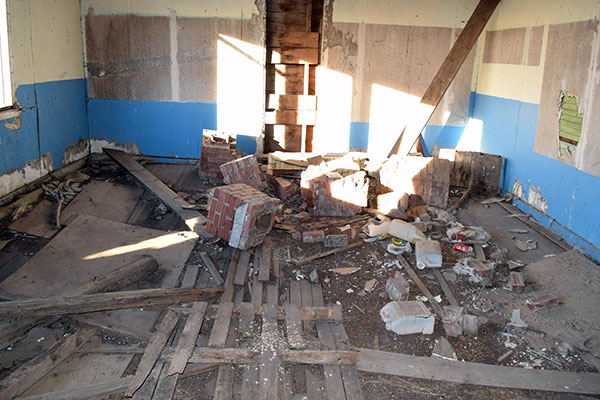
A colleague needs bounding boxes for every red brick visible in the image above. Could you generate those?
[302,230,325,243]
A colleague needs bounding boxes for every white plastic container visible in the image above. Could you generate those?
[389,219,426,244]
[415,240,442,269]
[380,301,435,335]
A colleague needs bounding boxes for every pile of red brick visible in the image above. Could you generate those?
[206,183,279,250]
[200,132,236,178]
[220,155,265,190]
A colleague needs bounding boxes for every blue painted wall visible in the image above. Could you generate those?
[471,92,600,260]
[88,98,217,159]
[0,79,88,176]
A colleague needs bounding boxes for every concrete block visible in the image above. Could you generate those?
[380,301,434,335]
[462,314,479,335]
[324,234,348,248]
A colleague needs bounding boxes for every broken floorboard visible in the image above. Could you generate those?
[104,149,209,236]
[356,349,600,395]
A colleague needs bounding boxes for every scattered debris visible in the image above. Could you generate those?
[453,243,473,253]
[364,279,377,293]
[497,350,513,362]
[515,239,538,251]
[364,217,391,237]
[509,271,525,292]
[330,267,361,275]
[442,306,465,337]
[509,228,529,234]
[380,301,435,335]
[386,275,410,301]
[309,269,319,283]
[432,337,458,361]
[386,241,411,255]
[293,241,365,267]
[446,224,490,243]
[389,219,426,243]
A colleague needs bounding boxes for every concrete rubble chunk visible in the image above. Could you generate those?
[515,239,538,252]
[508,309,528,328]
[386,275,410,301]
[415,240,442,269]
[432,337,458,361]
[324,234,348,248]
[380,301,435,335]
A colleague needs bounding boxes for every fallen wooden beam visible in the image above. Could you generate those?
[0,329,95,399]
[389,0,501,156]
[0,288,223,319]
[397,255,444,315]
[190,347,260,364]
[104,148,210,237]
[433,269,459,307]
[199,251,224,286]
[356,349,600,395]
[279,350,356,366]
[292,241,366,267]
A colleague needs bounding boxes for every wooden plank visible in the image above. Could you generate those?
[279,350,356,366]
[272,248,281,282]
[267,32,319,48]
[300,279,314,332]
[251,274,264,308]
[8,199,59,238]
[266,0,306,13]
[266,64,315,95]
[329,322,364,400]
[126,311,179,397]
[213,365,235,400]
[233,250,251,286]
[168,302,208,375]
[189,348,260,364]
[269,48,319,65]
[267,11,306,32]
[268,94,317,110]
[258,304,280,400]
[152,362,178,399]
[267,283,279,305]
[316,322,346,400]
[200,252,225,286]
[241,364,260,397]
[292,241,365,267]
[433,269,459,307]
[391,0,501,156]
[178,304,341,322]
[258,242,272,282]
[305,370,325,400]
[221,250,240,303]
[20,377,134,400]
[208,302,234,348]
[285,303,304,349]
[132,361,163,400]
[180,265,200,288]
[265,110,316,125]
[0,329,95,399]
[80,255,159,294]
[104,149,207,235]
[0,288,221,319]
[60,180,144,226]
[397,255,444,315]
[239,301,255,338]
[289,280,302,306]
[356,349,600,395]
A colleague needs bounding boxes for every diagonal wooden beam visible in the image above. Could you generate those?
[389,0,501,157]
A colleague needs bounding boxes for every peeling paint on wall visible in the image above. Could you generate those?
[90,138,141,155]
[4,116,21,131]
[528,184,549,213]
[0,153,54,198]
[62,139,90,165]
[512,178,524,198]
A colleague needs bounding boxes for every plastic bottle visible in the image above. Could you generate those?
[388,219,426,244]
[415,240,442,269]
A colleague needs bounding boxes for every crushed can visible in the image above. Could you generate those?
[453,243,473,253]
